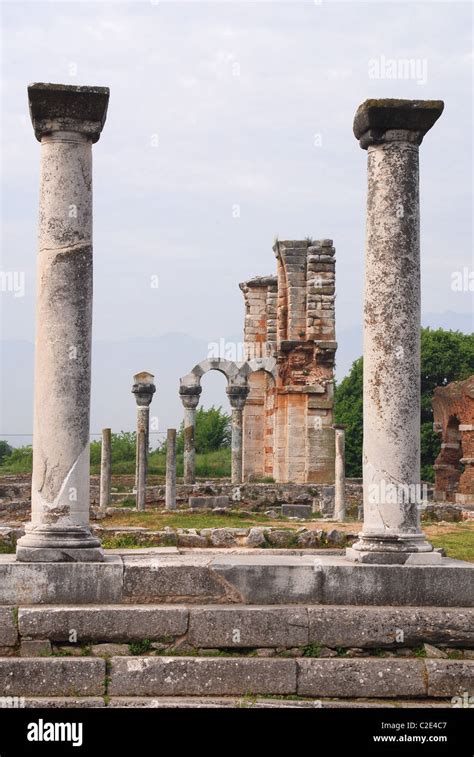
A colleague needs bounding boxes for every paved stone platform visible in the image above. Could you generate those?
[0,551,473,606]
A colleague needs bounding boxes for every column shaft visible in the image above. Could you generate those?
[231,408,243,485]
[165,428,177,510]
[99,428,112,511]
[136,406,149,511]
[349,98,444,563]
[17,83,109,562]
[334,428,346,521]
[183,406,196,485]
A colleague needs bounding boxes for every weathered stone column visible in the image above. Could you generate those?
[165,428,177,510]
[179,386,202,484]
[227,385,250,484]
[349,99,444,563]
[333,424,346,521]
[16,83,109,562]
[132,372,156,511]
[99,428,112,512]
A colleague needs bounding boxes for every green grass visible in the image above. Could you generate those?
[129,639,153,655]
[104,511,270,531]
[0,543,15,554]
[427,524,474,563]
[1,447,232,478]
[89,449,232,478]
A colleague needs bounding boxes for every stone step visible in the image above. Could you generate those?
[2,552,473,606]
[0,656,471,700]
[0,658,105,697]
[108,657,473,699]
[3,696,453,709]
[107,697,452,709]
[14,604,474,649]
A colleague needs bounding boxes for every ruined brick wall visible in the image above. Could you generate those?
[240,240,336,484]
[432,375,474,503]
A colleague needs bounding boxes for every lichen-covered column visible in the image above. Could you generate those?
[179,386,202,484]
[99,428,112,512]
[132,372,156,511]
[333,424,346,521]
[227,385,250,484]
[16,83,109,563]
[165,428,177,510]
[349,99,444,563]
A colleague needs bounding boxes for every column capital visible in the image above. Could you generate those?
[28,82,109,143]
[227,384,250,410]
[353,98,444,149]
[179,385,202,409]
[333,423,346,431]
[132,371,156,407]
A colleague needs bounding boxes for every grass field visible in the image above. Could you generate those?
[0,448,232,478]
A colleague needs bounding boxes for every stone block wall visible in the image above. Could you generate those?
[433,375,474,504]
[240,240,337,484]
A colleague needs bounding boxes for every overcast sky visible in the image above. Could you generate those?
[0,0,472,443]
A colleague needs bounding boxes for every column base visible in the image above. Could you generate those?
[16,526,104,563]
[347,533,440,565]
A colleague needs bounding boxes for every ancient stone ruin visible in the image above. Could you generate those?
[179,238,337,485]
[0,88,472,712]
[240,239,336,483]
[433,375,474,504]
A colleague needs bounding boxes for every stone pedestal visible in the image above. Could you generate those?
[227,385,250,484]
[179,386,202,485]
[99,428,112,512]
[349,99,444,564]
[16,83,109,563]
[132,372,155,511]
[165,428,177,511]
[333,424,346,521]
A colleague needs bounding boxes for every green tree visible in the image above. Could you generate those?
[176,406,231,454]
[0,441,12,465]
[334,357,363,478]
[334,329,474,481]
[90,431,137,466]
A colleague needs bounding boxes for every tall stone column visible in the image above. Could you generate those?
[165,428,177,510]
[99,428,112,512]
[333,424,346,522]
[227,385,250,485]
[16,83,109,562]
[132,372,156,511]
[349,99,444,564]
[179,386,201,484]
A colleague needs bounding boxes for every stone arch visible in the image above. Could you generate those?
[179,357,250,485]
[180,357,248,390]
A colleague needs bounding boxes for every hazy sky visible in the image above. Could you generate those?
[1,0,472,442]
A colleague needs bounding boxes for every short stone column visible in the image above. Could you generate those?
[99,428,112,512]
[333,424,346,521]
[179,386,202,484]
[132,372,156,511]
[227,385,250,485]
[349,99,444,563]
[165,428,177,510]
[16,83,109,562]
